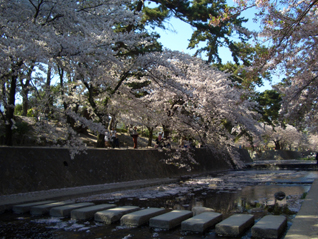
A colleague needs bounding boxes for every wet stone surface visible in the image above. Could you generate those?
[0,169,316,239]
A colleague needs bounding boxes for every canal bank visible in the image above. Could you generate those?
[0,165,317,238]
[0,147,251,195]
[284,178,318,239]
[1,146,317,238]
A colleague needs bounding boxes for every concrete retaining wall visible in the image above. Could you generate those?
[0,147,251,195]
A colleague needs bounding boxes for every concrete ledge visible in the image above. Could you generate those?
[0,178,178,213]
[285,179,318,239]
[215,214,254,237]
[251,215,287,239]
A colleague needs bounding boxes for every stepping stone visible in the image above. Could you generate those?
[181,212,222,233]
[71,204,117,221]
[95,206,140,224]
[12,200,55,214]
[149,210,193,230]
[121,208,166,227]
[192,206,215,216]
[215,214,254,237]
[31,201,75,216]
[251,215,287,239]
[50,202,94,217]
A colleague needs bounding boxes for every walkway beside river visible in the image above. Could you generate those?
[284,178,318,239]
[0,177,178,213]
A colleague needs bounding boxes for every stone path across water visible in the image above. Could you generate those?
[9,200,288,238]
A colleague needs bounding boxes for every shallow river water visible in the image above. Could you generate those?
[0,169,317,239]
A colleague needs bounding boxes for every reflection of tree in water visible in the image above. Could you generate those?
[202,191,238,216]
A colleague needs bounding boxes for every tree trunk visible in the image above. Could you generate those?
[5,75,18,146]
[163,125,170,139]
[22,93,29,116]
[59,65,73,126]
[81,66,130,148]
[147,126,153,146]
[274,140,281,150]
[44,60,53,116]
[109,117,114,130]
[21,62,34,116]
[109,115,117,130]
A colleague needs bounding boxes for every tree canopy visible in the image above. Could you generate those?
[134,0,250,64]
[0,0,263,168]
[1,0,317,167]
[210,0,318,133]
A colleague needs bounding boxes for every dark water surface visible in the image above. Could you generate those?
[0,169,316,239]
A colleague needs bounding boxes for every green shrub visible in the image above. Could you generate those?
[27,108,38,117]
[13,121,31,136]
[14,104,23,115]
[116,126,128,133]
[301,156,315,161]
[141,128,151,137]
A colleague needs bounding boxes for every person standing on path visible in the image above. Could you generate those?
[111,128,119,148]
[131,126,139,149]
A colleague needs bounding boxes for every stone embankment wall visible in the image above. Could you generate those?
[0,147,252,195]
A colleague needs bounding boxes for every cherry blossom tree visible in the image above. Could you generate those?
[262,0,318,133]
[116,51,261,168]
[309,134,318,152]
[0,0,263,168]
[210,0,318,133]
[0,0,150,148]
[261,124,303,150]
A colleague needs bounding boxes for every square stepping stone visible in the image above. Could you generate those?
[50,202,94,217]
[12,200,55,214]
[251,215,287,239]
[31,201,75,216]
[121,208,166,227]
[215,214,254,237]
[95,206,140,224]
[192,206,215,216]
[181,212,222,232]
[71,204,117,220]
[149,210,193,230]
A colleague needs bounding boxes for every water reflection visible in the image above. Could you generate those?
[108,183,309,221]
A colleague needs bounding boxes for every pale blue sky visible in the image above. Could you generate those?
[147,8,282,93]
